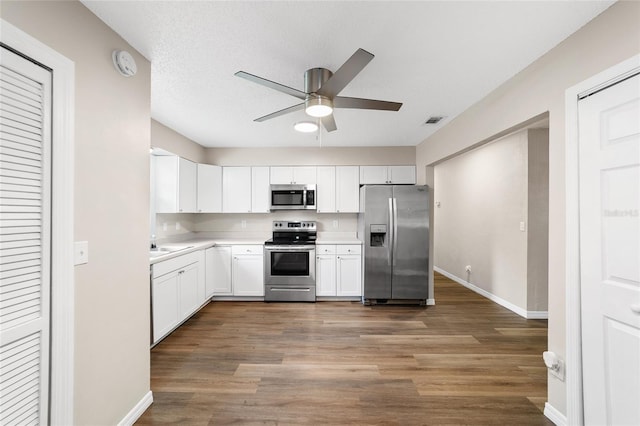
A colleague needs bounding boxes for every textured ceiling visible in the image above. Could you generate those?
[82,1,613,148]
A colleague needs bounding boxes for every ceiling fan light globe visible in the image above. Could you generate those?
[305,96,333,118]
[294,121,318,133]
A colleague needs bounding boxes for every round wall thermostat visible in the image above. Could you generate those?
[112,50,137,77]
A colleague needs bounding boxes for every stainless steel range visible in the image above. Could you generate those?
[264,221,316,302]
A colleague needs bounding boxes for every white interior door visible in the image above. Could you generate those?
[0,47,52,425]
[579,72,640,426]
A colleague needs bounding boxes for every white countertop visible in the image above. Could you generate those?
[150,233,362,264]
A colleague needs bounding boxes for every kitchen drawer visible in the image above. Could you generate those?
[232,245,263,255]
[316,244,337,255]
[152,250,202,279]
[336,244,361,255]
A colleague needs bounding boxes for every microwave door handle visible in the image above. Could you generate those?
[302,189,307,207]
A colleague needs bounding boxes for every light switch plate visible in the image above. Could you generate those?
[74,241,89,265]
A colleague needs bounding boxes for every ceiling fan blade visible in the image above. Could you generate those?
[334,96,402,111]
[254,102,305,122]
[321,115,337,132]
[235,71,307,100]
[316,48,374,98]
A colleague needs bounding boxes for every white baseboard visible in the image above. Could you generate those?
[427,298,435,305]
[526,311,549,319]
[118,390,153,426]
[544,402,567,426]
[434,267,547,319]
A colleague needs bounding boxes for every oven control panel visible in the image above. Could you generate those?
[272,220,316,231]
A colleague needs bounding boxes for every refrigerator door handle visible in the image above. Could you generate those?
[392,198,398,266]
[388,197,393,266]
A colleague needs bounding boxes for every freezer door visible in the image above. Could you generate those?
[391,185,429,299]
[361,185,393,299]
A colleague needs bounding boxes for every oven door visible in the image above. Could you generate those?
[264,245,316,286]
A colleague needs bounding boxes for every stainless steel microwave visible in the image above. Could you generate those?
[270,184,316,211]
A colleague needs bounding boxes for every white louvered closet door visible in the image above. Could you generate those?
[0,47,52,425]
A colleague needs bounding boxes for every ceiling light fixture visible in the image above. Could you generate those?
[305,95,333,118]
[294,121,319,133]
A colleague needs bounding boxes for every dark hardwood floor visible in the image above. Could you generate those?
[137,272,552,425]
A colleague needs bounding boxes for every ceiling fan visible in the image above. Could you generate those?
[235,48,402,132]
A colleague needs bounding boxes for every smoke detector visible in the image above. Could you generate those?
[112,50,137,77]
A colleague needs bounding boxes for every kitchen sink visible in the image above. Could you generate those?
[149,245,194,258]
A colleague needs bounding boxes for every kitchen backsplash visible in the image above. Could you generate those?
[154,211,357,239]
[155,213,198,239]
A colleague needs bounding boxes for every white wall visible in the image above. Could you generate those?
[434,129,548,316]
[3,1,152,424]
[417,0,640,415]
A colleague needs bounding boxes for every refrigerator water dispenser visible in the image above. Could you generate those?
[370,224,387,247]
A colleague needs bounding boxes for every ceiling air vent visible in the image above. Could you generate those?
[424,116,445,125]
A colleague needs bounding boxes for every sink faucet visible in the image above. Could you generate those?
[150,235,157,249]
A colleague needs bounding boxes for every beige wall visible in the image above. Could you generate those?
[205,146,415,166]
[2,1,152,424]
[152,119,206,163]
[434,130,530,310]
[527,129,549,312]
[417,0,640,414]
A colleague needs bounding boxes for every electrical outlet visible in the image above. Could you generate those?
[333,220,339,229]
[519,221,526,232]
[176,222,181,230]
[465,265,471,273]
[241,220,247,229]
[163,222,167,231]
[543,351,565,382]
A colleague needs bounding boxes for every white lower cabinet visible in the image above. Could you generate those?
[178,262,202,319]
[151,250,205,345]
[337,254,361,296]
[232,245,264,296]
[207,246,232,296]
[316,253,337,296]
[316,244,361,297]
[152,271,180,342]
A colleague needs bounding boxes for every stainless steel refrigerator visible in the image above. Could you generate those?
[358,185,429,304]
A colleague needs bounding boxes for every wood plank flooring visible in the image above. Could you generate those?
[137,272,552,425]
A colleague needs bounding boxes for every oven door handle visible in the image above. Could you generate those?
[264,245,316,251]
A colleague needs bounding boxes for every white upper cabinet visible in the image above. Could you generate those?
[270,166,317,184]
[359,165,416,185]
[335,166,360,213]
[155,156,197,213]
[316,166,359,213]
[197,164,222,213]
[222,166,251,213]
[316,166,336,213]
[388,166,416,184]
[359,165,388,185]
[251,167,270,213]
